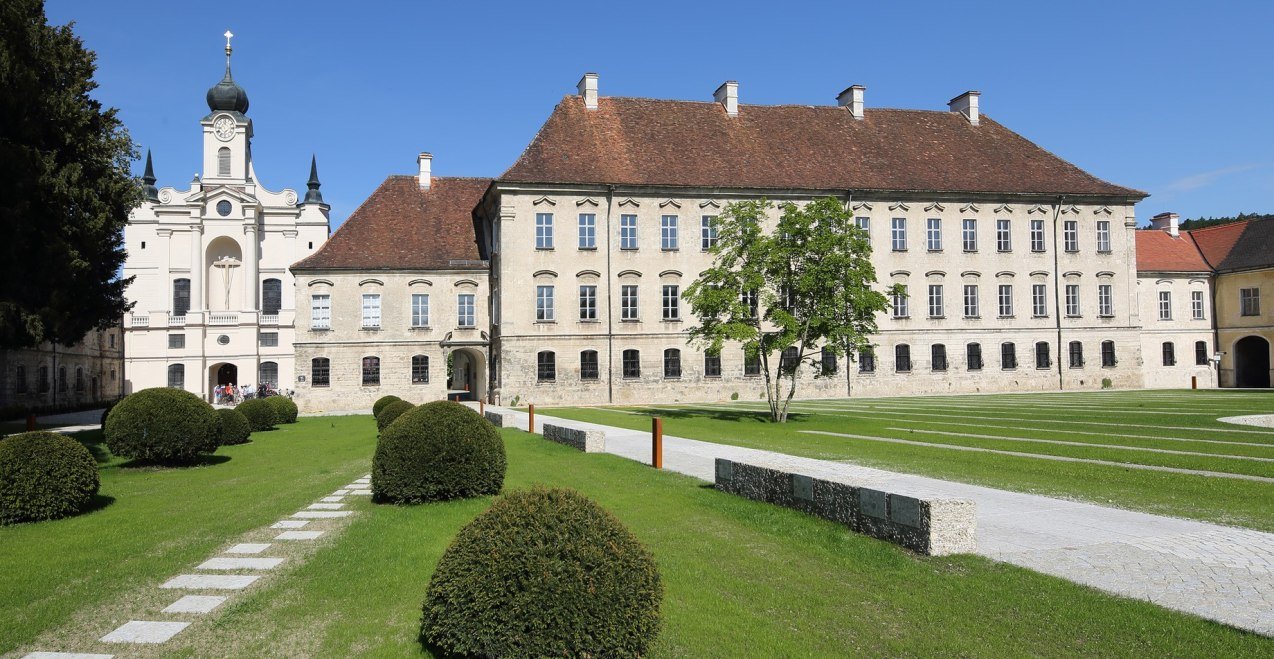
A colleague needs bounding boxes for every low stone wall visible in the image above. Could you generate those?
[541,422,606,453]
[484,410,521,428]
[713,459,976,556]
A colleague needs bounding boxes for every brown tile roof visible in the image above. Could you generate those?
[500,96,1146,197]
[292,176,491,271]
[1135,230,1209,272]
[1189,219,1274,273]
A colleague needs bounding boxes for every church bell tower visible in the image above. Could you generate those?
[200,31,252,183]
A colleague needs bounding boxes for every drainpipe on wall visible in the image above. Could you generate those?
[604,184,616,404]
[1051,195,1066,390]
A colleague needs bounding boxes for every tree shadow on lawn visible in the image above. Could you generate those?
[637,407,811,424]
[118,454,232,469]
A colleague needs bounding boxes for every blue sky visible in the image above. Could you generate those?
[49,0,1272,229]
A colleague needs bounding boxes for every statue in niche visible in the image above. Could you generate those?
[211,255,240,310]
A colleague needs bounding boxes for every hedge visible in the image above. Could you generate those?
[421,487,663,657]
[375,399,414,432]
[214,408,252,445]
[372,400,505,503]
[0,431,101,524]
[236,398,278,432]
[372,395,401,418]
[266,395,298,424]
[104,388,219,463]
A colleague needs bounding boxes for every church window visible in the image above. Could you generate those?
[167,364,184,389]
[173,279,191,317]
[218,147,231,177]
[262,279,282,315]
[216,200,232,216]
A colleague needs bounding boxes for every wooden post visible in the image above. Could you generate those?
[479,399,484,415]
[528,404,535,433]
[26,413,36,431]
[652,417,663,469]
[1191,375,1198,390]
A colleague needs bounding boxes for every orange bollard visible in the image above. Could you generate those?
[26,413,36,431]
[479,399,484,414]
[528,404,535,433]
[652,417,663,469]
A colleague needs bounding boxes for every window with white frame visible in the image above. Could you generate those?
[1030,219,1045,252]
[928,284,944,318]
[996,219,1011,252]
[1063,220,1079,252]
[1098,284,1114,317]
[411,293,430,327]
[855,216,870,238]
[1191,290,1205,319]
[962,219,977,252]
[620,214,638,249]
[1032,283,1048,317]
[1065,284,1080,317]
[535,212,554,249]
[536,285,555,321]
[927,218,942,251]
[1241,287,1260,316]
[891,218,907,251]
[742,288,758,319]
[662,284,679,320]
[621,285,638,320]
[998,284,1013,317]
[1096,220,1111,252]
[579,285,597,320]
[578,213,596,249]
[457,293,475,327]
[311,294,330,329]
[361,293,381,328]
[661,215,679,250]
[701,215,718,250]
[963,284,979,318]
[892,286,909,318]
[1158,290,1171,320]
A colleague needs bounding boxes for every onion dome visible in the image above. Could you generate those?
[206,32,249,114]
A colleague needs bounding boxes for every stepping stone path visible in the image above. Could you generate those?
[22,473,373,657]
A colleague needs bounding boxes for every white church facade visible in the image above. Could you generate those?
[121,36,329,399]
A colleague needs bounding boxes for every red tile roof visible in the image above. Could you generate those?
[292,176,490,271]
[500,96,1145,197]
[1135,230,1210,272]
[1189,220,1251,272]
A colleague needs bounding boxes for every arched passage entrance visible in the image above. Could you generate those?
[447,348,485,401]
[1233,336,1270,388]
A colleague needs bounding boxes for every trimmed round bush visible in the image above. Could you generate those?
[266,395,298,424]
[105,388,218,463]
[372,395,401,418]
[421,487,663,657]
[236,398,277,432]
[376,399,414,432]
[372,400,505,502]
[214,408,252,445]
[0,431,100,524]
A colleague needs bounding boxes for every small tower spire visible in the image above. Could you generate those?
[142,150,159,202]
[224,30,234,74]
[303,154,324,204]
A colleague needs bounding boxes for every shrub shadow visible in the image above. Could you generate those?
[80,493,116,515]
[118,454,232,469]
[635,408,810,423]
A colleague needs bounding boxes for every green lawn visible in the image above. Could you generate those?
[544,390,1274,531]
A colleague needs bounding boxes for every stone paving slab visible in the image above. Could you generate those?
[100,621,189,644]
[272,519,309,529]
[331,489,349,495]
[293,510,351,519]
[320,496,345,503]
[162,595,227,614]
[275,530,324,540]
[307,502,344,510]
[483,405,1274,636]
[346,489,372,496]
[224,543,270,554]
[196,557,284,571]
[23,653,114,658]
[160,574,260,590]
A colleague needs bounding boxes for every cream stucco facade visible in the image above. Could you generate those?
[1213,268,1274,387]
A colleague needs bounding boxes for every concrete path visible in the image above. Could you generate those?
[486,405,1274,636]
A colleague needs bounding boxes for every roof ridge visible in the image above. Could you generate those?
[597,94,973,114]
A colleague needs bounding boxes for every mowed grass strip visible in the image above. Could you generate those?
[544,393,1274,531]
[0,415,373,654]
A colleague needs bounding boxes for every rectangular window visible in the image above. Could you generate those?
[1101,341,1117,367]
[743,351,762,376]
[891,218,907,251]
[1195,341,1210,365]
[168,334,185,349]
[927,218,942,251]
[362,356,380,385]
[259,332,278,347]
[167,364,184,389]
[704,351,722,377]
[1191,291,1205,319]
[580,350,599,380]
[1063,220,1079,252]
[1096,220,1111,252]
[742,288,759,319]
[457,294,475,327]
[1035,342,1051,369]
[962,219,977,252]
[1241,288,1260,316]
[412,355,430,383]
[535,213,554,249]
[621,285,638,321]
[998,284,1013,317]
[1098,284,1114,317]
[931,344,948,371]
[620,214,638,250]
[859,348,876,373]
[996,219,1012,252]
[361,293,381,328]
[536,285,555,321]
[173,278,190,317]
[1069,341,1084,368]
[1032,284,1048,317]
[663,349,682,378]
[579,285,597,321]
[262,279,282,316]
[661,215,679,250]
[963,285,979,318]
[578,213,596,249]
[967,343,983,371]
[928,284,944,318]
[855,216,871,238]
[701,215,718,250]
[622,349,641,378]
[895,344,912,372]
[537,351,556,381]
[311,358,330,387]
[411,293,430,327]
[1030,219,1046,252]
[892,286,909,319]
[821,346,838,375]
[1002,342,1018,369]
[311,294,331,329]
[14,366,25,394]
[662,284,680,320]
[1065,284,1080,317]
[1158,291,1171,320]
[1162,342,1176,366]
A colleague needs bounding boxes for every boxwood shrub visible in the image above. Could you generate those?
[266,395,298,424]
[421,487,663,657]
[375,399,414,432]
[372,400,504,502]
[105,388,219,463]
[236,398,277,432]
[214,408,252,445]
[0,431,101,524]
[372,395,401,418]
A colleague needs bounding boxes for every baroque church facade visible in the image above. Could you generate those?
[121,38,329,399]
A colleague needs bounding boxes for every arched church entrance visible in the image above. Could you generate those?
[447,348,485,401]
[1233,336,1271,388]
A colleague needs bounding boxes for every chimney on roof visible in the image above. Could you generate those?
[417,152,432,190]
[948,90,980,126]
[577,72,598,110]
[714,80,738,118]
[1151,212,1181,237]
[837,84,866,120]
